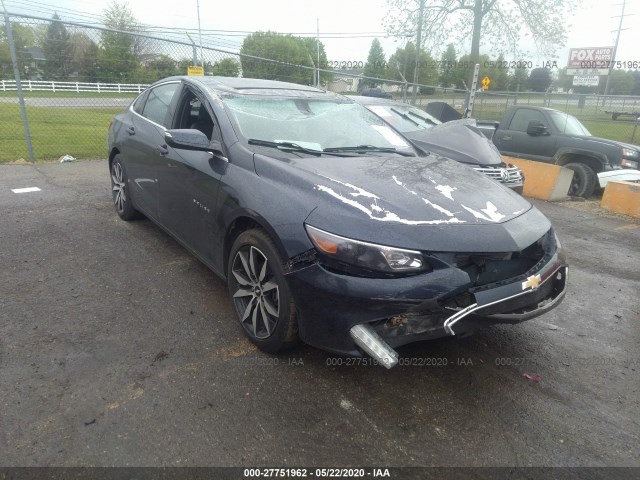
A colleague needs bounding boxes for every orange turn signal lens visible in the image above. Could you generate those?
[309,231,339,254]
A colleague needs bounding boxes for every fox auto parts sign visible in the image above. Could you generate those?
[567,47,614,76]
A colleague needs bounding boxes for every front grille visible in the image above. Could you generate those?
[473,164,524,185]
[452,234,547,287]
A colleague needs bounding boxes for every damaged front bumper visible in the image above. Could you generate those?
[285,248,567,364]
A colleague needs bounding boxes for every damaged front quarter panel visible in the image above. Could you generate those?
[283,248,318,274]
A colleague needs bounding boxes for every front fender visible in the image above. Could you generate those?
[554,147,610,172]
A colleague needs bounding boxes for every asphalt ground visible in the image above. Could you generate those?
[0,160,639,469]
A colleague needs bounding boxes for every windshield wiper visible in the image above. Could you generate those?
[390,107,423,128]
[323,145,413,156]
[248,139,323,156]
[406,109,436,126]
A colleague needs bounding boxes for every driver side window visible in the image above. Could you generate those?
[174,90,218,142]
[509,109,546,132]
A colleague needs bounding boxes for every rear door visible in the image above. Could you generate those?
[125,81,181,220]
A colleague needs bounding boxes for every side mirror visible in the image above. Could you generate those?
[164,129,228,161]
[526,120,549,136]
[165,129,211,151]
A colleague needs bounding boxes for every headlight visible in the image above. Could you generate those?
[305,225,431,275]
[622,148,639,158]
[621,158,639,169]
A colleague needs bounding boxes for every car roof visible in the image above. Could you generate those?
[153,75,340,98]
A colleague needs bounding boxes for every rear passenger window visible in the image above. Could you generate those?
[131,91,148,114]
[141,83,179,127]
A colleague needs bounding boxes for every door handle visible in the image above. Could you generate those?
[126,126,135,136]
[501,135,511,141]
[156,144,169,156]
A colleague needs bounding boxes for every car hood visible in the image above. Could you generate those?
[574,135,639,152]
[255,152,545,253]
[404,119,504,166]
[618,141,640,152]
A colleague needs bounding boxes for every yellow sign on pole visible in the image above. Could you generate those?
[481,76,490,90]
[188,65,204,76]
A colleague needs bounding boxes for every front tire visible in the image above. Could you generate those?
[110,155,141,221]
[227,229,298,353]
[565,162,597,198]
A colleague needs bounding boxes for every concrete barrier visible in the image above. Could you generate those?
[503,156,573,201]
[601,181,640,218]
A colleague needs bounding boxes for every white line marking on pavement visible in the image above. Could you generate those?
[11,187,41,193]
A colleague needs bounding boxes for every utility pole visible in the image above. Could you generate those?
[186,32,198,66]
[196,0,204,68]
[396,63,408,102]
[411,0,425,104]
[604,0,628,96]
[316,18,320,88]
[401,33,411,102]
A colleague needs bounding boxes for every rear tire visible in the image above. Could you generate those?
[565,162,597,198]
[110,155,142,221]
[227,229,299,353]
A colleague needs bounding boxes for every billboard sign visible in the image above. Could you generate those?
[567,47,614,76]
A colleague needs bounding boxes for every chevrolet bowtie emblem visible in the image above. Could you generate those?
[522,274,542,291]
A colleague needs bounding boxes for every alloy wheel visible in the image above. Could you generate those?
[111,162,126,213]
[230,245,280,339]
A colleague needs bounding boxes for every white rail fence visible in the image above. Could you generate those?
[0,80,150,93]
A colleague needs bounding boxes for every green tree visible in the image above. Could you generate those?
[605,70,635,95]
[42,14,72,79]
[553,67,573,92]
[632,71,640,96]
[176,58,192,74]
[211,57,240,77]
[301,37,331,85]
[240,31,329,85]
[78,41,101,82]
[508,66,529,92]
[99,1,141,82]
[384,0,575,86]
[1,23,36,79]
[363,38,387,86]
[491,54,509,91]
[387,42,438,92]
[438,43,460,88]
[68,32,99,81]
[133,55,179,83]
[456,53,490,90]
[528,67,552,92]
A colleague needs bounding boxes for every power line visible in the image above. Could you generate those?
[145,30,387,39]
[4,0,390,62]
[6,0,388,38]
[145,29,389,35]
[5,0,104,22]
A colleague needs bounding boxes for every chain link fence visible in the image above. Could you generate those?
[2,13,639,162]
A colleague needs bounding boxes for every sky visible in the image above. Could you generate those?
[3,0,639,72]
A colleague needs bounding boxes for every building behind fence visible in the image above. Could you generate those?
[1,13,639,162]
